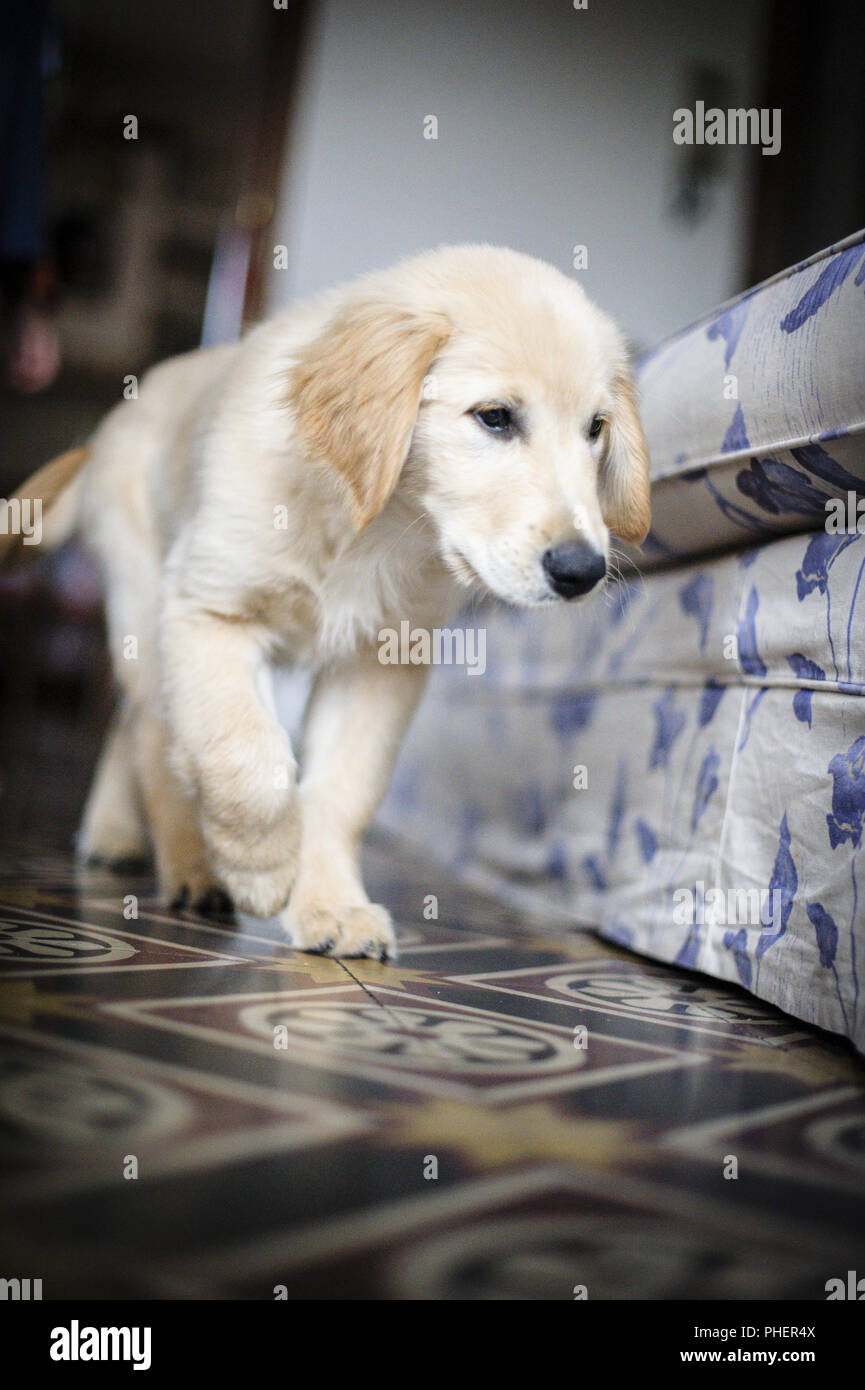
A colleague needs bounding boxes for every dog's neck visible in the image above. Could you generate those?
[312,490,463,661]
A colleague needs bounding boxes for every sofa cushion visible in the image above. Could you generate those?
[634,229,865,568]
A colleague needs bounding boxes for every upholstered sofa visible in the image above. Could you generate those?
[375,230,865,1055]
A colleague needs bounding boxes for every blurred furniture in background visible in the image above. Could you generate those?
[1,0,307,501]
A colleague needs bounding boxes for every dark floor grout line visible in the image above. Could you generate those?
[335,956,436,1044]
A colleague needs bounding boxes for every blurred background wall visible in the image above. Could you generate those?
[266,0,768,349]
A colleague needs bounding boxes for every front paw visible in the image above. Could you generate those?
[280,901,397,962]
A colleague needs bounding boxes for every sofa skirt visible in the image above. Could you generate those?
[377,526,865,1054]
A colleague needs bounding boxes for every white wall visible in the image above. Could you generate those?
[266,0,768,349]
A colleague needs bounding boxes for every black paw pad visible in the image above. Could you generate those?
[306,938,336,956]
[194,887,234,916]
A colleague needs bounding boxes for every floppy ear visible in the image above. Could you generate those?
[288,299,451,531]
[601,366,651,545]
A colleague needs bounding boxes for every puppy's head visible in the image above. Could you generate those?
[289,246,650,606]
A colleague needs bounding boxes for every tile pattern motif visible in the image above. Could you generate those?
[0,841,862,1300]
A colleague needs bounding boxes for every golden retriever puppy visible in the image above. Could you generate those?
[2,245,650,959]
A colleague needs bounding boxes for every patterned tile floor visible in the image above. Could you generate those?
[1,833,863,1300]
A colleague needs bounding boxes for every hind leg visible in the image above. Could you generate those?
[78,704,228,911]
[78,704,149,867]
[132,708,231,912]
[82,509,229,908]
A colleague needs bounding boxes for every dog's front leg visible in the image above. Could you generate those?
[160,604,301,917]
[282,646,428,960]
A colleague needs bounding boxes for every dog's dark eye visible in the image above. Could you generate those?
[588,414,606,441]
[473,405,514,436]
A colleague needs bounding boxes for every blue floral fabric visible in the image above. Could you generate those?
[377,233,865,1054]
[633,230,865,567]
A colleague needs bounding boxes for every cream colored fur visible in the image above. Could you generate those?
[14,245,650,960]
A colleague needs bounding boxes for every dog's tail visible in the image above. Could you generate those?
[0,446,90,567]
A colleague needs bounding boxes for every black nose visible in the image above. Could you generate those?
[542,541,606,599]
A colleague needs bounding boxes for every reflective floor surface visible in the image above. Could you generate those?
[1,836,863,1299]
